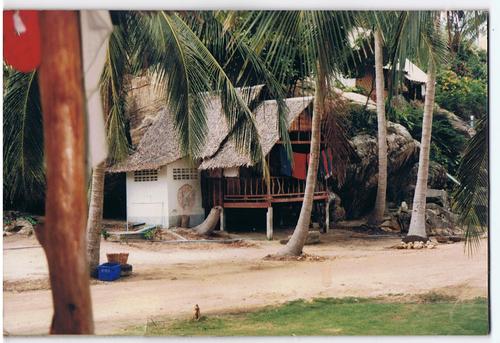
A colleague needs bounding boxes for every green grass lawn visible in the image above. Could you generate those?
[125,295,489,336]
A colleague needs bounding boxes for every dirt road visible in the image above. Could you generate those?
[3,232,488,335]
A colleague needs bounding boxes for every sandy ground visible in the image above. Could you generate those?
[3,230,488,336]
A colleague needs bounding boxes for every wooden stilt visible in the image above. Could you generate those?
[220,207,225,231]
[35,11,94,334]
[266,206,273,240]
[325,200,330,233]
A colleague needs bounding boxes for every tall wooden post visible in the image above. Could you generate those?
[265,155,273,240]
[266,206,273,240]
[35,11,94,334]
[325,200,330,233]
[220,207,225,231]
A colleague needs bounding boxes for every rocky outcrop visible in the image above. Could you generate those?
[424,203,462,237]
[335,121,420,218]
[125,74,166,147]
[435,107,475,138]
[398,162,448,206]
[391,193,463,238]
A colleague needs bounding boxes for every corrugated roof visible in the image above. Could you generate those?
[384,59,428,84]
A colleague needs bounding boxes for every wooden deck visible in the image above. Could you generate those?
[203,176,328,209]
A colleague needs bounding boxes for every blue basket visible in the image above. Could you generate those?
[97,262,121,281]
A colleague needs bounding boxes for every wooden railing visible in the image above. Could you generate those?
[203,176,328,208]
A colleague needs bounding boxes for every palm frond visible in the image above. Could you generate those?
[240,11,358,171]
[3,70,45,205]
[452,116,488,254]
[385,11,448,101]
[322,93,356,187]
[100,24,131,163]
[131,12,265,165]
[181,11,292,162]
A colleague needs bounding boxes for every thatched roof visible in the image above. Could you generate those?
[108,85,264,173]
[199,85,263,159]
[199,96,314,170]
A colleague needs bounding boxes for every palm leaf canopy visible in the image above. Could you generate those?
[241,11,357,86]
[385,11,448,96]
[453,117,488,254]
[100,22,130,164]
[3,69,45,206]
[353,11,448,99]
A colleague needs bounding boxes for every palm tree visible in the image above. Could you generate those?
[368,28,389,226]
[86,22,129,276]
[240,11,356,256]
[398,12,447,239]
[445,11,487,55]
[407,59,437,239]
[352,13,405,226]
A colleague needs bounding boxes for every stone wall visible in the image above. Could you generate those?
[125,74,166,147]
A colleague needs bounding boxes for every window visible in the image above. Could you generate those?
[173,168,198,181]
[134,169,158,182]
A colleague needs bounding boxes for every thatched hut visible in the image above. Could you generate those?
[108,81,332,238]
[107,84,264,228]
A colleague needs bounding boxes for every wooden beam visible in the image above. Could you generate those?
[223,202,270,209]
[35,11,94,334]
[270,195,329,203]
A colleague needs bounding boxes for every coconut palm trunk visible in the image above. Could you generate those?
[407,60,437,238]
[369,29,388,226]
[87,162,105,276]
[278,63,326,256]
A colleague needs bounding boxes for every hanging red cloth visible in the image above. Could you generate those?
[321,149,335,177]
[292,152,307,180]
[3,10,41,72]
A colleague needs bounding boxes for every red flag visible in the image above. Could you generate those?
[3,10,41,72]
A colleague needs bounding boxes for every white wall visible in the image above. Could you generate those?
[126,157,205,228]
[165,158,205,227]
[126,166,169,227]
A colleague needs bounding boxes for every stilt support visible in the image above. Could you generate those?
[220,207,225,231]
[325,200,330,233]
[266,206,273,240]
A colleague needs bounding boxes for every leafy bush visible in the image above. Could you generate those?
[101,229,110,240]
[346,104,377,136]
[143,228,159,240]
[435,70,487,121]
[451,46,487,81]
[390,103,466,175]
